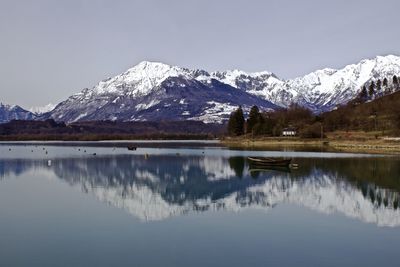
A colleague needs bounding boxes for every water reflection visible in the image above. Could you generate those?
[1,154,400,226]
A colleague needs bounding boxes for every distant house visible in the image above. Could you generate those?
[282,127,297,137]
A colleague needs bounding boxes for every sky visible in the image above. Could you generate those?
[1,0,399,108]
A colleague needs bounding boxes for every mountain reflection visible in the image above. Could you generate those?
[1,154,400,226]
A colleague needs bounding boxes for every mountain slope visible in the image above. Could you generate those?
[284,55,400,112]
[0,103,36,123]
[43,55,400,123]
[29,103,56,115]
[47,62,278,123]
[215,55,400,112]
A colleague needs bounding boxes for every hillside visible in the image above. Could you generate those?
[322,90,400,135]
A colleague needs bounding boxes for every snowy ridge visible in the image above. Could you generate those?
[29,103,56,114]
[0,102,36,123]
[92,61,196,96]
[47,61,277,123]
[42,54,400,123]
[279,55,400,111]
[211,55,400,112]
[210,69,278,88]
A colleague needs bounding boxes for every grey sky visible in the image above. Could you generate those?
[1,0,399,108]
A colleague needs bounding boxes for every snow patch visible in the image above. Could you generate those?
[135,99,160,111]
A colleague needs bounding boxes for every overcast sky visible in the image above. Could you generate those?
[1,0,399,108]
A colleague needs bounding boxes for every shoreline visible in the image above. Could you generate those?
[1,137,400,155]
[221,137,400,155]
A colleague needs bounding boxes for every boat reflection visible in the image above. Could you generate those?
[1,154,400,226]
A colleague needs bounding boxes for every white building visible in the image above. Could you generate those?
[282,127,297,137]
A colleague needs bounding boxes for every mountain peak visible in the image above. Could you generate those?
[0,102,36,123]
[375,54,400,60]
[133,60,174,71]
[41,55,400,123]
[373,54,400,66]
[90,61,194,96]
[29,103,56,114]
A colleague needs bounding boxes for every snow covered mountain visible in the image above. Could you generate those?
[46,61,277,123]
[0,103,36,123]
[29,103,55,115]
[43,54,400,123]
[281,55,400,112]
[210,55,400,112]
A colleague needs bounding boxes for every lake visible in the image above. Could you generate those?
[1,142,399,267]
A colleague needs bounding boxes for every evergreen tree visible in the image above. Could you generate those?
[383,77,388,87]
[394,75,399,90]
[228,112,236,135]
[383,77,391,94]
[246,105,261,134]
[359,85,368,101]
[227,106,245,136]
[376,79,382,91]
[368,81,375,97]
[235,106,245,136]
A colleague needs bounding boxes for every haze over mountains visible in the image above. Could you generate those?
[1,55,400,124]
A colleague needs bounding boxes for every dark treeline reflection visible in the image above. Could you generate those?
[1,155,400,224]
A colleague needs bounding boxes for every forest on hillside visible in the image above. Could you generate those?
[227,75,400,138]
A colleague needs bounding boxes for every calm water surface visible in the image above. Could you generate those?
[0,142,399,267]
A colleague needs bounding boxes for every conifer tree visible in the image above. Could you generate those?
[376,79,382,91]
[394,75,399,90]
[368,81,375,97]
[383,77,388,87]
[360,85,368,101]
[235,106,245,136]
[228,106,245,136]
[228,113,236,135]
[246,105,261,134]
[383,77,391,94]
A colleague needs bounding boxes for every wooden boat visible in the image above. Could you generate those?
[247,157,292,167]
[127,145,137,151]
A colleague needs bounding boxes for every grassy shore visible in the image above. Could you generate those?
[221,131,400,155]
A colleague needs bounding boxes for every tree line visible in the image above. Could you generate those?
[228,104,323,138]
[228,75,400,138]
[357,75,399,102]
